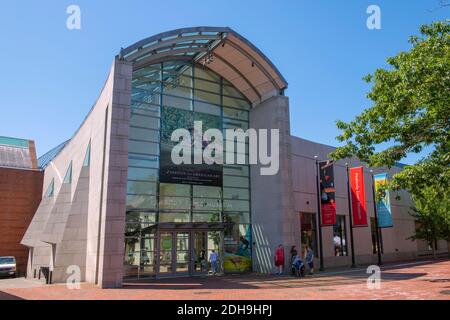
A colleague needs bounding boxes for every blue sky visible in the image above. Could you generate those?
[0,1,447,163]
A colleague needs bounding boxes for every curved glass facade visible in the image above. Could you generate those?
[124,60,252,279]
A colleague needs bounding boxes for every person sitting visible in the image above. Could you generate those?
[291,254,305,277]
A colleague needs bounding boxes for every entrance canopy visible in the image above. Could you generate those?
[120,26,288,104]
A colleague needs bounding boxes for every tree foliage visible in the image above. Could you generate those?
[408,187,450,257]
[330,21,450,195]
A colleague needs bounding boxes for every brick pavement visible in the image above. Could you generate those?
[0,259,449,300]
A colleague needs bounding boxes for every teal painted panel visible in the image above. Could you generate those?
[0,136,29,148]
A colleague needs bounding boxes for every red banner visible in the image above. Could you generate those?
[319,161,336,226]
[350,167,368,226]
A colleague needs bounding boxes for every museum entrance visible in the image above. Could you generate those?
[156,228,223,278]
[124,224,224,280]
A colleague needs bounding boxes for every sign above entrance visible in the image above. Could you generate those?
[160,107,223,186]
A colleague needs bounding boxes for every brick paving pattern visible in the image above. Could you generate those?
[0,259,449,300]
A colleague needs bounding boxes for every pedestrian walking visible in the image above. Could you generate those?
[290,246,298,276]
[305,245,314,275]
[209,249,218,275]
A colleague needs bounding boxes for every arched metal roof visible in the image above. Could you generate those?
[120,27,288,104]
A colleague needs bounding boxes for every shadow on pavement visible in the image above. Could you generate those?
[121,271,428,291]
[0,291,24,300]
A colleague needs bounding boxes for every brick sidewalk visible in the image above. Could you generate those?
[1,260,449,300]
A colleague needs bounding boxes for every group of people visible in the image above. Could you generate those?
[274,244,314,277]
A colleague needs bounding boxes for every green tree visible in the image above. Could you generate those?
[330,21,449,195]
[408,187,449,259]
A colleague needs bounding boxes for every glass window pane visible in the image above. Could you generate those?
[194,78,220,93]
[333,215,348,256]
[195,67,220,82]
[131,103,161,117]
[131,89,161,105]
[223,224,252,272]
[163,61,193,77]
[163,75,192,88]
[133,79,162,92]
[140,250,156,265]
[163,84,192,99]
[194,101,221,116]
[125,223,155,238]
[176,233,190,250]
[223,175,249,188]
[222,85,246,99]
[123,248,140,278]
[128,154,159,168]
[223,165,249,177]
[126,195,157,210]
[193,185,221,198]
[193,198,222,211]
[223,200,250,212]
[300,212,318,257]
[134,65,161,79]
[128,167,158,181]
[194,90,220,105]
[223,96,250,109]
[127,181,157,195]
[223,187,249,200]
[141,238,156,251]
[159,212,190,222]
[130,114,160,129]
[128,140,159,155]
[129,127,159,142]
[223,118,249,130]
[126,212,157,224]
[223,107,248,121]
[162,94,192,110]
[159,183,190,197]
[223,212,250,224]
[159,196,191,210]
[193,212,220,222]
[44,179,54,198]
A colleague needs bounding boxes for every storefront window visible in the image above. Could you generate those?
[300,212,318,257]
[333,215,348,256]
[223,224,252,272]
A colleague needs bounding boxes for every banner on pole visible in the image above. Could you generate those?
[373,173,393,228]
[350,167,368,227]
[319,161,336,226]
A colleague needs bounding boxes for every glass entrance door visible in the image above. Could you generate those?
[175,232,190,274]
[156,230,222,277]
[192,232,208,275]
[157,231,190,277]
[158,232,173,274]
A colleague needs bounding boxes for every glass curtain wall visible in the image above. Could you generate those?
[124,60,252,278]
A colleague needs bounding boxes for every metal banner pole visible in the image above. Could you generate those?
[346,164,356,268]
[315,158,325,271]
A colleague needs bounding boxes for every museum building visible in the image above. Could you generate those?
[20,27,448,288]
